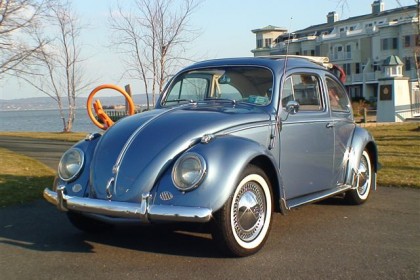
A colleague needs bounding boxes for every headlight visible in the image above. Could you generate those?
[172,153,206,191]
[58,148,85,181]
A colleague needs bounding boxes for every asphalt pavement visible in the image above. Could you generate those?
[0,136,419,280]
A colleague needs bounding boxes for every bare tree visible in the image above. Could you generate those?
[0,0,47,78]
[21,0,90,132]
[109,0,202,109]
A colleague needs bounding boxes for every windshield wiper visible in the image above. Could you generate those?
[165,99,196,104]
[203,98,237,105]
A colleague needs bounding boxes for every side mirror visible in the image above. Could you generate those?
[285,100,300,115]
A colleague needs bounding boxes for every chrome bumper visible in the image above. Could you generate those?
[43,187,212,223]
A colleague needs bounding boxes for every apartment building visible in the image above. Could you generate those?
[251,1,419,117]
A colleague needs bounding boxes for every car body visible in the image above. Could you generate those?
[44,56,378,257]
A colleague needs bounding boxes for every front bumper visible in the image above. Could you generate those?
[43,186,212,223]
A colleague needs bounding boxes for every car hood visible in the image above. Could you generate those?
[90,103,271,201]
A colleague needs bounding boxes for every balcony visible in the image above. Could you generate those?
[329,51,361,62]
[330,51,352,61]
[345,71,382,84]
[318,26,380,42]
[345,70,416,85]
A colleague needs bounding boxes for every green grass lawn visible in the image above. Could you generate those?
[0,123,419,207]
[365,123,420,188]
[0,147,55,207]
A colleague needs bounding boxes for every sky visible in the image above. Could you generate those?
[0,0,416,100]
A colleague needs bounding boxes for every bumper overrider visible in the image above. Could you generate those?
[43,186,212,223]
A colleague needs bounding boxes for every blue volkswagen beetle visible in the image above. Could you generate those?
[44,56,378,257]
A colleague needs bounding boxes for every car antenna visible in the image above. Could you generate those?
[276,17,293,123]
[270,18,293,151]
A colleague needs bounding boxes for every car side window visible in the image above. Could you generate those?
[326,76,350,112]
[282,74,322,111]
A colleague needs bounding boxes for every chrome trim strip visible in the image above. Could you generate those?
[43,188,212,223]
[282,119,333,125]
[216,120,273,135]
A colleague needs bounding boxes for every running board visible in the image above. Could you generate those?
[285,185,352,209]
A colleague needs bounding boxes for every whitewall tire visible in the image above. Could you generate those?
[212,165,273,257]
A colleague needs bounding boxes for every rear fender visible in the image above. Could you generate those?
[346,126,378,189]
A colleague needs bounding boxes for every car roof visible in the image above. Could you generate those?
[184,56,330,73]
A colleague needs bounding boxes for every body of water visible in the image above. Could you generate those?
[0,109,100,132]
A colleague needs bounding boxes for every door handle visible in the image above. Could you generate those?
[326,122,335,128]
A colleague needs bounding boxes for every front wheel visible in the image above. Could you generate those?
[212,165,273,257]
[345,150,373,205]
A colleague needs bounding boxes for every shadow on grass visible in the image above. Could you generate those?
[0,175,55,207]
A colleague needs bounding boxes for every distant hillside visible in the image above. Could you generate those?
[0,94,154,111]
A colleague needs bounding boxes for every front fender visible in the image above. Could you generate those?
[52,134,102,196]
[346,126,378,187]
[152,135,280,213]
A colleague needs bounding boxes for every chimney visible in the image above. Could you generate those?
[372,0,384,14]
[327,11,338,24]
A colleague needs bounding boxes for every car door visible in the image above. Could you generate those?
[279,72,334,200]
[325,75,356,185]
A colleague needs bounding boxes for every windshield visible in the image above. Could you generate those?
[162,66,273,106]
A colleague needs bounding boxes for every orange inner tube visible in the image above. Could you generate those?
[87,84,135,130]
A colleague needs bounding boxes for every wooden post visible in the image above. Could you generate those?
[124,84,132,115]
[363,108,367,123]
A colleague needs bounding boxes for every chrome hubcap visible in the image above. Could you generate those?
[232,182,266,242]
[357,156,370,196]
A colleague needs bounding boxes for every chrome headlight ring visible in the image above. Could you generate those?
[58,148,85,182]
[172,152,207,192]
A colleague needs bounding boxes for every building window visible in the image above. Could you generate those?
[346,45,352,59]
[405,57,412,71]
[343,63,351,75]
[404,35,411,47]
[265,38,272,48]
[386,65,402,77]
[392,38,398,49]
[391,67,400,76]
[311,49,315,56]
[381,38,389,50]
[257,39,263,48]
[355,63,361,74]
[381,38,398,50]
[349,86,361,99]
